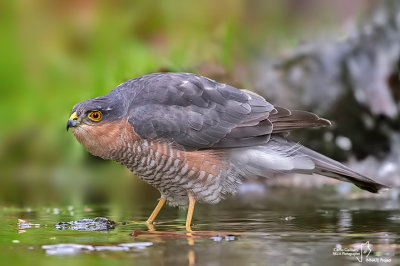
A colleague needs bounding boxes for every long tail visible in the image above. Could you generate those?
[297,145,389,193]
[230,136,389,193]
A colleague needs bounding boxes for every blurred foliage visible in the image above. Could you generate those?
[0,0,370,206]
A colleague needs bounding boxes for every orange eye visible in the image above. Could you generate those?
[88,111,102,121]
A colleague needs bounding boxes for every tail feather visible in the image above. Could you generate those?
[298,145,389,193]
[231,136,390,193]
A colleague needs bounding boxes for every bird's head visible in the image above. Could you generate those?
[67,92,130,158]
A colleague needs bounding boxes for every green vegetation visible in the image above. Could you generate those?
[0,0,361,206]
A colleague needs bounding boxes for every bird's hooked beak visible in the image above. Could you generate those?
[67,112,79,131]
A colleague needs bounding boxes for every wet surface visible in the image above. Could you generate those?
[1,189,399,265]
[55,217,116,231]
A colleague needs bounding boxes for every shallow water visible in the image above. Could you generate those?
[1,189,399,266]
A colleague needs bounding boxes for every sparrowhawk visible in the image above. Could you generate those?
[67,72,388,231]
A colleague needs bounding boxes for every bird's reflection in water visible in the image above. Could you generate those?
[188,249,196,265]
[186,233,196,266]
[132,226,241,265]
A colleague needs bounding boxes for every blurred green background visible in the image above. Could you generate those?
[0,0,369,207]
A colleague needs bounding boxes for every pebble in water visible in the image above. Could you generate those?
[55,217,116,231]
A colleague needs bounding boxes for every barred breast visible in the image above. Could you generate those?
[110,135,242,207]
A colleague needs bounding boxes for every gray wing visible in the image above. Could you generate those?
[118,73,328,150]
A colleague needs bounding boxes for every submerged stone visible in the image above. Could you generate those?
[55,217,116,231]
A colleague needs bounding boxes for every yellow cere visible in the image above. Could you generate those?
[69,112,78,121]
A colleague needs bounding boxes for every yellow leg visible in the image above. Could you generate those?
[146,198,166,224]
[186,195,196,232]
